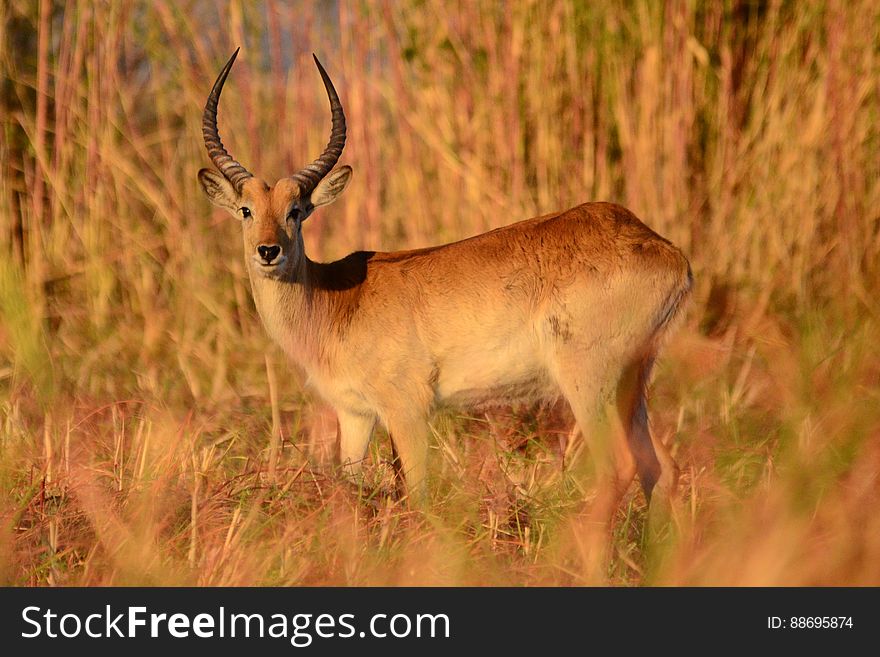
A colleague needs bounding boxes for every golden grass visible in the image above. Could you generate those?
[1,0,878,585]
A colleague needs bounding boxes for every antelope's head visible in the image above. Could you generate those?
[198,49,352,279]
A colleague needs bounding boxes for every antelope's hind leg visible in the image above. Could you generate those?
[617,357,678,531]
[554,358,638,578]
[558,371,638,530]
[617,357,678,514]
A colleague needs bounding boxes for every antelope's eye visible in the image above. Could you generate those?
[287,207,299,222]
[239,207,252,219]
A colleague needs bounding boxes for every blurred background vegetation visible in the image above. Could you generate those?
[1,0,878,585]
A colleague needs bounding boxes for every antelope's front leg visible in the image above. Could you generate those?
[337,409,376,479]
[382,409,430,504]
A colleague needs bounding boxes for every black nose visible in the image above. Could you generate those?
[257,244,281,263]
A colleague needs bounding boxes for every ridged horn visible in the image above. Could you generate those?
[202,48,253,193]
[290,54,347,194]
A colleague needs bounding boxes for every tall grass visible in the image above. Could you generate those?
[1,0,878,585]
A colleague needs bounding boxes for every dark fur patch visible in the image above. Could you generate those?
[547,315,573,342]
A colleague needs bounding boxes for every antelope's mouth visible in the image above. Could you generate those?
[252,255,289,277]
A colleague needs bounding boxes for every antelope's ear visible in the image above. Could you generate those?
[198,168,239,213]
[310,166,352,208]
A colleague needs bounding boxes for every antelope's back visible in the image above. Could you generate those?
[339,203,690,398]
[362,201,690,317]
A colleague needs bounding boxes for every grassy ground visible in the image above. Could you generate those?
[1,0,879,585]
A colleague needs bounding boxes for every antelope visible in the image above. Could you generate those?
[198,49,692,531]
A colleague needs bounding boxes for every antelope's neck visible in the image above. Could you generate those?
[247,253,368,376]
[247,258,324,367]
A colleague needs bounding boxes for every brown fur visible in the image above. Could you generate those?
[200,167,691,533]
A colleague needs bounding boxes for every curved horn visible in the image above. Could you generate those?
[290,54,347,194]
[202,48,253,192]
